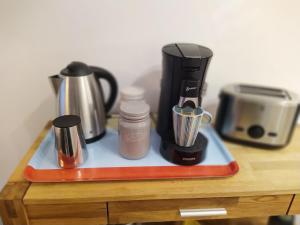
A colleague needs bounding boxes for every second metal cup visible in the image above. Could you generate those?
[173,106,212,147]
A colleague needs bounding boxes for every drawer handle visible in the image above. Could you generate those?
[179,208,227,217]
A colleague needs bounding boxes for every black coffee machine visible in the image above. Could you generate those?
[157,43,213,165]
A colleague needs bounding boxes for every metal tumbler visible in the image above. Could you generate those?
[173,105,212,147]
[53,115,88,169]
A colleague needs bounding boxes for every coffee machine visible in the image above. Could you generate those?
[157,43,213,165]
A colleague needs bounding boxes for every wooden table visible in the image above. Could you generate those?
[1,115,300,225]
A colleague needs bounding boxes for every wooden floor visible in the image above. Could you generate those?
[145,218,269,225]
[197,217,269,225]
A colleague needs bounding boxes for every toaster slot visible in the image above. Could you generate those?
[238,85,291,99]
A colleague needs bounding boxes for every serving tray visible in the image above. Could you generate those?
[24,126,239,182]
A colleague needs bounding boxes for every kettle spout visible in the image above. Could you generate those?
[49,75,62,95]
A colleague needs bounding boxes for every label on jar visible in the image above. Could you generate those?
[122,128,146,142]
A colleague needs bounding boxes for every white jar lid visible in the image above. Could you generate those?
[120,100,150,120]
[120,86,145,101]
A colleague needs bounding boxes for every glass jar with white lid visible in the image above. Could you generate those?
[118,100,150,159]
[120,86,145,102]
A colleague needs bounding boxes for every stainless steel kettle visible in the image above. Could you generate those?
[49,61,118,143]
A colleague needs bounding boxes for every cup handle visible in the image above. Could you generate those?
[201,110,212,125]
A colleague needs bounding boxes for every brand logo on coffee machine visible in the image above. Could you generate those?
[183,157,196,161]
[186,87,197,92]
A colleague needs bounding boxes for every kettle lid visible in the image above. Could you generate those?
[61,61,92,76]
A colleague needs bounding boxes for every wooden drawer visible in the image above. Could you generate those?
[109,195,292,224]
[289,195,300,215]
[26,203,107,225]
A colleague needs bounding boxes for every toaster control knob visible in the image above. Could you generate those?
[248,125,264,139]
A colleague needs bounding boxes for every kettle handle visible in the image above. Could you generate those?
[90,66,118,112]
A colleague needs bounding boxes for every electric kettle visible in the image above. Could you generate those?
[49,61,118,143]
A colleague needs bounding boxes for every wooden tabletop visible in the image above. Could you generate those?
[3,116,300,205]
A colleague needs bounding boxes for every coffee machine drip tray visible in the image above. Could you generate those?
[160,133,208,166]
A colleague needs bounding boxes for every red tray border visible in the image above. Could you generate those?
[24,161,239,182]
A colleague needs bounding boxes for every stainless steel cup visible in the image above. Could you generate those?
[173,106,212,147]
[53,115,88,168]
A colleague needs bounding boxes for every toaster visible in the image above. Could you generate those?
[215,84,299,148]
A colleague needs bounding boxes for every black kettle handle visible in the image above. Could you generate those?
[90,66,118,112]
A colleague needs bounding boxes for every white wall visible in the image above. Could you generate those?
[0,0,300,189]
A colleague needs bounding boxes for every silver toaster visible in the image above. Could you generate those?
[215,84,299,148]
